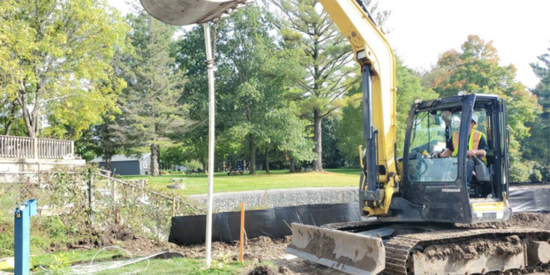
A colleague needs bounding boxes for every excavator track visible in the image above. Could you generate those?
[383,227,550,275]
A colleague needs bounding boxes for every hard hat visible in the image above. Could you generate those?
[452,116,460,128]
[471,113,478,124]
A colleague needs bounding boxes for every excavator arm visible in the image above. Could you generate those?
[320,0,398,216]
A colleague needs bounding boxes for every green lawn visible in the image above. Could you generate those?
[122,168,361,196]
[0,249,255,274]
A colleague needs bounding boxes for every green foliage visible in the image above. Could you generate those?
[272,0,357,171]
[217,5,311,174]
[322,119,345,168]
[335,57,438,162]
[270,0,391,171]
[267,106,316,162]
[160,145,188,169]
[523,45,550,170]
[0,0,129,139]
[115,10,192,176]
[183,160,203,171]
[432,35,540,140]
[171,5,312,174]
[47,252,77,274]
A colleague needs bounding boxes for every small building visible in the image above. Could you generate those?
[91,153,151,175]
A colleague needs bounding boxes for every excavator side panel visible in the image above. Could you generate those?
[286,223,385,275]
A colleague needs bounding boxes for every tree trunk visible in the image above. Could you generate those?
[3,104,16,135]
[313,109,323,171]
[289,156,295,173]
[265,146,270,174]
[104,149,112,171]
[249,133,256,175]
[19,92,36,138]
[200,156,207,174]
[151,143,160,176]
[4,120,12,135]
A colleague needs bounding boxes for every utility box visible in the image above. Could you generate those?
[14,199,37,275]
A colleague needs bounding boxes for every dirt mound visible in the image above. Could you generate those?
[65,226,177,255]
[457,212,550,230]
[255,236,275,246]
[171,237,289,262]
[153,251,183,259]
[249,265,278,275]
[506,212,550,230]
[278,265,295,274]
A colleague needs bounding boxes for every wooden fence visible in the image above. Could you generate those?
[0,135,74,159]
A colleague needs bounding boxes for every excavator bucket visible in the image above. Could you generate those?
[286,223,385,275]
[140,0,245,26]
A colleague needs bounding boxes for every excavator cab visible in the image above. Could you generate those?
[385,93,512,224]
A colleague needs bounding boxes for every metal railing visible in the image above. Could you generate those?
[0,135,74,159]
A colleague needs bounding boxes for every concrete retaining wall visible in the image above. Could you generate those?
[188,187,359,212]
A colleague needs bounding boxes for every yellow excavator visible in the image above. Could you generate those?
[140,0,550,274]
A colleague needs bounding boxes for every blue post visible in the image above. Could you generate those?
[14,199,37,275]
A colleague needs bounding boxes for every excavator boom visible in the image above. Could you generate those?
[321,0,398,217]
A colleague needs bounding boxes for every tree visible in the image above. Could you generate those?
[523,44,550,177]
[427,35,540,181]
[117,11,191,176]
[0,0,129,139]
[322,119,345,168]
[335,57,438,163]
[195,5,310,175]
[263,105,316,172]
[233,6,308,174]
[272,0,353,172]
[271,0,389,171]
[0,97,25,136]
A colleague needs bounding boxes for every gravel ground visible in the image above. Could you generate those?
[187,187,359,212]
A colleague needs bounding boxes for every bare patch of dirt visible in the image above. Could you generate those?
[169,235,289,263]
[457,212,550,230]
[248,265,278,275]
[506,212,550,230]
[60,212,550,274]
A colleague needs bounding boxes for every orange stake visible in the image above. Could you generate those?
[239,202,245,262]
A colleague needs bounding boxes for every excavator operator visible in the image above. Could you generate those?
[435,113,488,186]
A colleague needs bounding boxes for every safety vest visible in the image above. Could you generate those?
[451,130,486,161]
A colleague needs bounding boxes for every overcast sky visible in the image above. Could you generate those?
[108,0,549,88]
[377,0,549,89]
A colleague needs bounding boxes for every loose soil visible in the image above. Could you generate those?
[62,212,550,274]
[420,235,524,261]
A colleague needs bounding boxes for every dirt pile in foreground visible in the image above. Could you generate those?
[248,265,278,275]
[457,212,550,230]
[173,236,290,262]
[505,212,550,230]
